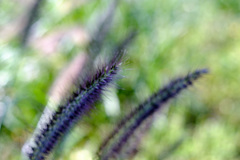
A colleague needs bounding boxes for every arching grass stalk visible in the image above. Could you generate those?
[22,51,124,160]
[98,69,208,160]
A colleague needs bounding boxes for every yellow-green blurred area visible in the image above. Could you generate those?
[0,0,240,159]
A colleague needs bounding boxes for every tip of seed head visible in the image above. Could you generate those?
[198,68,209,74]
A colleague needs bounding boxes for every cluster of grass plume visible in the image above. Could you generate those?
[21,1,208,159]
[22,49,207,159]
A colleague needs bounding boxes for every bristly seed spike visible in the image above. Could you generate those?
[22,50,124,160]
[98,68,208,160]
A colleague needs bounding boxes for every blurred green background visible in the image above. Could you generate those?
[0,0,240,159]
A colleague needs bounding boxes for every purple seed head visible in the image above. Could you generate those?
[98,69,208,160]
[22,51,124,160]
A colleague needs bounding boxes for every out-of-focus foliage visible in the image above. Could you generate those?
[0,0,239,159]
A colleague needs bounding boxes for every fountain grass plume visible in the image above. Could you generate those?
[20,0,45,47]
[87,0,118,58]
[98,69,208,160]
[22,51,124,160]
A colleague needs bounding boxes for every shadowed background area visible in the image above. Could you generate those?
[0,0,240,159]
